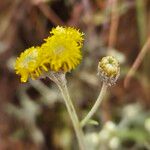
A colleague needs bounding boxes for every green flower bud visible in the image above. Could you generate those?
[98,56,120,86]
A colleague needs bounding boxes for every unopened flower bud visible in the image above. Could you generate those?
[98,56,120,86]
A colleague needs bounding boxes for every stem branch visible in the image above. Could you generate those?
[49,73,86,150]
[81,82,108,127]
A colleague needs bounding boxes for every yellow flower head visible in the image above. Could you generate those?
[41,26,84,72]
[15,47,44,82]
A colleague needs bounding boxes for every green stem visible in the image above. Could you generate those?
[49,72,86,150]
[58,83,86,150]
[81,82,108,127]
[135,0,147,46]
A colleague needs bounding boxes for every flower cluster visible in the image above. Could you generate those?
[15,26,84,82]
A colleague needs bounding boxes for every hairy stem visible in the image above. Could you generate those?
[48,72,86,150]
[81,82,108,127]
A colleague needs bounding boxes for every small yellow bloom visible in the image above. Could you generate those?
[15,47,44,82]
[41,26,84,72]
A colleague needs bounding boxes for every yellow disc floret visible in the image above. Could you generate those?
[40,26,84,72]
[15,47,44,82]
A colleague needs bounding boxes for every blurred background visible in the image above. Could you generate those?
[0,0,150,149]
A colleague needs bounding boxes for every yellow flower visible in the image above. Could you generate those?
[15,26,84,82]
[15,47,45,82]
[41,26,84,72]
